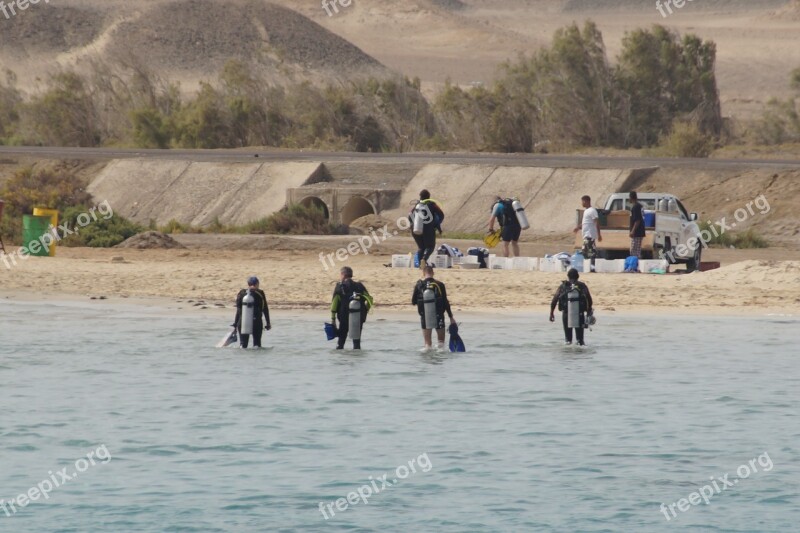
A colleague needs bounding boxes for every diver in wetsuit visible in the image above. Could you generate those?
[330,266,373,350]
[409,189,444,268]
[549,268,593,346]
[233,276,272,348]
[412,265,455,352]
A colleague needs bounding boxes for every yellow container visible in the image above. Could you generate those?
[32,207,59,257]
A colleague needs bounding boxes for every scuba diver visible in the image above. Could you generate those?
[412,265,455,352]
[330,266,373,350]
[488,196,526,258]
[233,276,272,349]
[409,189,444,269]
[549,268,593,346]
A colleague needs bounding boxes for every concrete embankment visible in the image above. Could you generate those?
[78,156,798,246]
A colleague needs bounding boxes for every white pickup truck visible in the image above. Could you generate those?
[575,193,703,271]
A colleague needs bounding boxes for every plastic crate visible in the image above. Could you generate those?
[391,254,412,268]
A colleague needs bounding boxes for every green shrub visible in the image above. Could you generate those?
[158,219,203,234]
[59,205,144,247]
[698,221,768,248]
[244,204,343,235]
[0,167,93,244]
[650,122,714,158]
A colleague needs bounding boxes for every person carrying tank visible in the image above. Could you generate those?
[488,196,529,258]
[409,189,444,269]
[233,276,272,349]
[412,265,455,352]
[330,266,373,350]
[549,268,593,346]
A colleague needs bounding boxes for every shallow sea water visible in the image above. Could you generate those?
[0,299,798,532]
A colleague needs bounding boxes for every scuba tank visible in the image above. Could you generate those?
[512,199,530,230]
[567,284,581,329]
[241,290,255,335]
[423,284,438,330]
[412,202,426,235]
[348,296,362,341]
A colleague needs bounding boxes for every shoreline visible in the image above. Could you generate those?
[2,246,799,317]
[1,290,796,319]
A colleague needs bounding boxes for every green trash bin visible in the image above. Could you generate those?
[22,215,52,257]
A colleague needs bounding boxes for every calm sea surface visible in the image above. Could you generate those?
[1,299,798,532]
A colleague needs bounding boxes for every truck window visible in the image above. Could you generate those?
[676,200,690,220]
[610,198,656,211]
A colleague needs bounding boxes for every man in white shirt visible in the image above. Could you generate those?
[573,195,602,272]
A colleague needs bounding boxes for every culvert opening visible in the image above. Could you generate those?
[341,196,376,225]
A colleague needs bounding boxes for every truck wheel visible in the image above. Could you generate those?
[687,245,702,273]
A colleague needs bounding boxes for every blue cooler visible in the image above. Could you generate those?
[643,211,656,228]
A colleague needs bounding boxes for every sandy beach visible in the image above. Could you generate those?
[2,236,799,316]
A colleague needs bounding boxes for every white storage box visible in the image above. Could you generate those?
[639,259,669,273]
[490,257,511,270]
[539,257,561,272]
[595,259,625,273]
[433,255,453,269]
[391,254,412,268]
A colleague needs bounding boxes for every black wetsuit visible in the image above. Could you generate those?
[550,280,593,345]
[498,201,522,242]
[234,288,271,348]
[411,200,444,263]
[412,278,453,330]
[331,279,372,349]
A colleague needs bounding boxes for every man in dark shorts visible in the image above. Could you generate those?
[411,265,455,352]
[488,197,521,257]
[629,191,646,258]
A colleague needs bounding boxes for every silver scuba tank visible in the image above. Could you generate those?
[512,199,530,230]
[348,297,362,341]
[241,290,255,335]
[423,285,438,330]
[412,202,427,235]
[567,284,581,329]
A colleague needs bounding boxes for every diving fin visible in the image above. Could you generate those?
[483,229,501,248]
[216,327,238,348]
[448,323,466,353]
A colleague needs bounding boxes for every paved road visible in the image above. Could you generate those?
[1,146,799,170]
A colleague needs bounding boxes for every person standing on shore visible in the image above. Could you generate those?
[488,196,522,258]
[410,189,444,269]
[412,265,455,352]
[330,266,373,350]
[549,268,593,346]
[629,191,646,259]
[233,276,272,349]
[573,195,602,272]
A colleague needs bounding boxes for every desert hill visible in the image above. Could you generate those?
[0,0,799,120]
